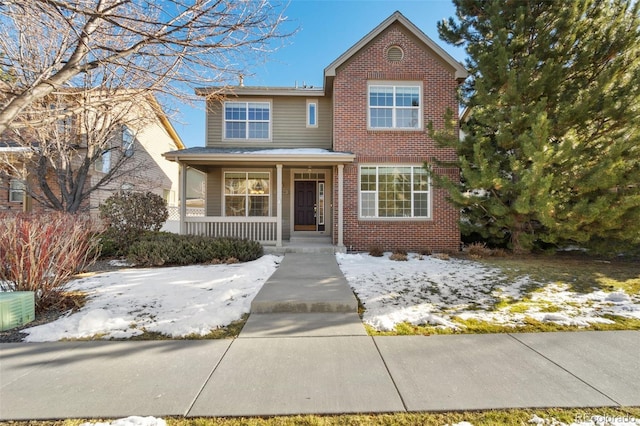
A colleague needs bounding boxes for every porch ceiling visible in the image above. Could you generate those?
[164,147,355,167]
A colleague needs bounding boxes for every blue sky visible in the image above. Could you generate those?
[173,0,465,147]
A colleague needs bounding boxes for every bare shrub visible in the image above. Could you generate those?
[0,213,101,312]
[419,247,433,256]
[433,253,450,261]
[390,249,408,261]
[492,248,508,257]
[369,244,384,257]
[467,242,493,258]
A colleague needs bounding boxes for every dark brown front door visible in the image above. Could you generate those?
[295,181,316,231]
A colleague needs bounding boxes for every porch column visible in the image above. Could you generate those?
[337,164,344,248]
[276,164,283,247]
[179,161,187,235]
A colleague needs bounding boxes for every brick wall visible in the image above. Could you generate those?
[0,165,52,214]
[332,23,461,252]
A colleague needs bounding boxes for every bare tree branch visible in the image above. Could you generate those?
[0,0,291,133]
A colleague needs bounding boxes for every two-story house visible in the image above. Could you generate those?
[165,11,467,252]
[1,95,185,214]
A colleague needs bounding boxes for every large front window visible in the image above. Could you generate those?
[224,102,270,140]
[224,172,270,216]
[360,166,430,218]
[368,84,421,129]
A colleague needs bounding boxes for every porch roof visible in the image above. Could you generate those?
[163,147,356,167]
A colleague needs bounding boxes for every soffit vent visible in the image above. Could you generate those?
[387,45,404,62]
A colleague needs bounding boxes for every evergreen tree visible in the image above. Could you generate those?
[437,0,640,252]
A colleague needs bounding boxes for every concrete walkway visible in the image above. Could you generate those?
[1,253,639,420]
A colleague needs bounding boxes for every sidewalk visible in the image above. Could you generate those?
[1,253,639,420]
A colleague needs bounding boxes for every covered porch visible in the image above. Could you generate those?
[163,148,355,251]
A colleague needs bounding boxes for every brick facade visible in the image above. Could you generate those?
[332,23,462,252]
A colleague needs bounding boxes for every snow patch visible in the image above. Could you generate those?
[336,253,640,332]
[23,255,281,342]
[80,416,166,426]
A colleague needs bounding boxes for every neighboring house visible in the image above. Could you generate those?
[0,95,185,214]
[0,142,40,213]
[164,11,467,252]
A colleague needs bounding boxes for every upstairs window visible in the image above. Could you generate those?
[306,100,318,128]
[122,126,135,157]
[224,101,271,140]
[95,150,111,173]
[368,83,421,129]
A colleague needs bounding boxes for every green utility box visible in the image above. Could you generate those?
[0,291,35,331]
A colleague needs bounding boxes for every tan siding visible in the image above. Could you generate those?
[205,168,222,216]
[206,102,223,147]
[206,96,332,149]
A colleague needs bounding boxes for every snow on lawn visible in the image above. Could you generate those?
[23,255,281,342]
[449,414,640,425]
[336,253,640,332]
[79,414,640,426]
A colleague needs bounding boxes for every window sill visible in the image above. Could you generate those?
[222,138,272,143]
[358,217,432,222]
[366,128,424,134]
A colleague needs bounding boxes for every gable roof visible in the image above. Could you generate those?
[146,95,185,150]
[324,11,467,83]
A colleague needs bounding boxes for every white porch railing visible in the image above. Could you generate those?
[184,216,278,244]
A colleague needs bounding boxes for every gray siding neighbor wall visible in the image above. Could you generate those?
[206,96,332,149]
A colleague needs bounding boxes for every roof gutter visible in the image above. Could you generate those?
[163,152,356,164]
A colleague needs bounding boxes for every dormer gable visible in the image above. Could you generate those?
[323,11,467,91]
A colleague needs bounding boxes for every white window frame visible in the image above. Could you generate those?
[367,81,423,130]
[9,179,24,203]
[359,165,431,220]
[223,100,272,141]
[122,126,135,157]
[94,150,111,173]
[306,99,318,128]
[223,170,272,217]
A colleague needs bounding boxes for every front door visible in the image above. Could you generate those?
[294,181,316,231]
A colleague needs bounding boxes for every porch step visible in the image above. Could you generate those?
[264,235,337,254]
[290,236,331,244]
[250,253,358,314]
[264,245,337,254]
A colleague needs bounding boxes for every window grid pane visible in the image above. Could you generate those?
[361,192,376,217]
[248,122,269,139]
[225,196,246,216]
[370,108,393,128]
[395,87,420,107]
[225,122,246,139]
[248,196,269,217]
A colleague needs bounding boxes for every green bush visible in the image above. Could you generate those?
[126,233,263,266]
[98,192,168,255]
